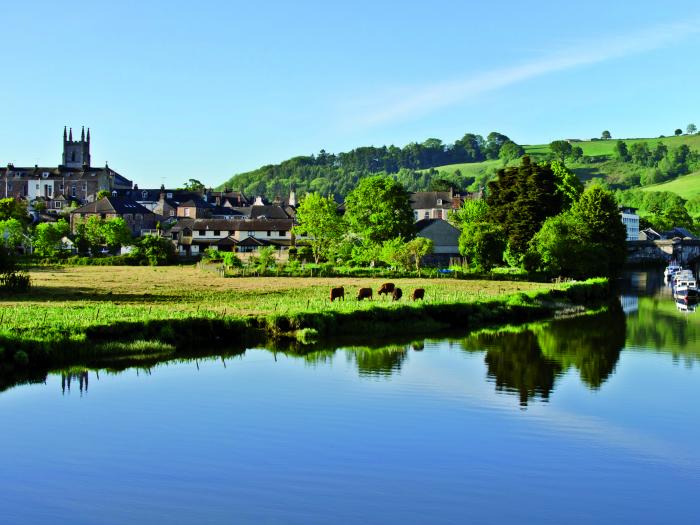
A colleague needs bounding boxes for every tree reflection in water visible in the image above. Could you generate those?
[462,304,626,407]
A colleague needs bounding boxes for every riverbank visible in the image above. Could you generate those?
[0,266,611,375]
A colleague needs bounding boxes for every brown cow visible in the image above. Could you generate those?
[392,288,403,301]
[378,282,395,296]
[330,286,345,302]
[357,287,373,301]
[412,288,425,301]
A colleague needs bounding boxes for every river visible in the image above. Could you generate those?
[0,271,698,524]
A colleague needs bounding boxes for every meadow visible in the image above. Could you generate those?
[641,169,700,200]
[0,266,609,371]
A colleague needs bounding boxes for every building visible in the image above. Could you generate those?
[619,206,640,241]
[409,188,482,222]
[70,197,156,235]
[415,218,461,266]
[0,127,132,208]
[170,217,294,255]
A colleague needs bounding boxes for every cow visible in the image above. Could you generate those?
[357,287,373,301]
[330,286,345,302]
[392,288,403,301]
[412,288,425,301]
[377,282,395,297]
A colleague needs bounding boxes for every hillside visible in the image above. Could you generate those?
[641,169,700,199]
[219,133,700,199]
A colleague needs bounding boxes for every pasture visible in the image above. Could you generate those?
[641,169,700,200]
[0,266,558,346]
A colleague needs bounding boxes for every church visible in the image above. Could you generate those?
[0,127,133,211]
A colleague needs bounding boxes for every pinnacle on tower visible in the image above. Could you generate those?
[87,128,90,142]
[63,126,67,141]
[81,126,85,141]
[69,128,73,141]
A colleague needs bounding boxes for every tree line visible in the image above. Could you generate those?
[222,131,523,199]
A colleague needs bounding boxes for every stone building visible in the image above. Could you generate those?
[0,127,132,209]
[70,197,156,236]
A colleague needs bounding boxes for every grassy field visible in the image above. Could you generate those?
[640,169,700,199]
[2,266,555,328]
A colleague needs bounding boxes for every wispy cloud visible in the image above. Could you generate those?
[343,19,700,129]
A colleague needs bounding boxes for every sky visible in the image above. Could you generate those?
[1,0,699,188]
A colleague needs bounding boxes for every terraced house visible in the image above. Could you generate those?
[0,127,132,211]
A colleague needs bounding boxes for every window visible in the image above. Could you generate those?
[169,210,175,217]
[166,193,173,199]
[279,231,285,236]
[112,191,117,197]
[437,198,443,205]
[267,231,272,236]
[7,183,12,191]
[36,184,40,190]
[424,211,429,219]
[247,231,254,237]
[59,183,64,191]
[72,185,76,197]
[413,211,418,220]
[199,230,206,236]
[184,208,190,217]
[42,172,49,179]
[82,183,87,191]
[55,201,62,209]
[214,230,220,236]
[142,191,148,200]
[100,213,106,219]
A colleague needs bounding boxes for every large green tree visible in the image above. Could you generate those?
[33,220,70,257]
[486,156,565,259]
[344,176,415,245]
[0,198,29,224]
[549,140,573,162]
[292,193,344,264]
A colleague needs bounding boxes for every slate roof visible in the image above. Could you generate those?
[415,218,460,233]
[1,165,131,187]
[409,191,455,210]
[70,197,153,215]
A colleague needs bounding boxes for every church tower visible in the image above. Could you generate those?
[62,126,91,168]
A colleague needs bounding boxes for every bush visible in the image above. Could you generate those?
[0,271,31,292]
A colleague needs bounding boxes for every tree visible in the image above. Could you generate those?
[570,185,627,276]
[102,218,133,252]
[450,199,490,227]
[687,124,697,135]
[0,219,25,250]
[499,141,525,164]
[614,140,630,161]
[33,220,70,257]
[292,193,344,264]
[182,179,206,191]
[96,190,110,200]
[0,198,29,224]
[131,235,176,266]
[459,222,505,271]
[405,237,433,274]
[549,140,573,162]
[601,130,612,140]
[486,157,565,259]
[344,176,415,245]
[675,128,683,136]
[551,161,583,209]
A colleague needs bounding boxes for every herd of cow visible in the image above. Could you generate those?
[329,283,425,302]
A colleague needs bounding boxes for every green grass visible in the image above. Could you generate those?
[0,266,610,371]
[640,169,700,199]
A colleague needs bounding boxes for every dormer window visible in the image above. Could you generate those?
[436,198,443,205]
[142,190,148,200]
[166,192,173,199]
[42,172,49,179]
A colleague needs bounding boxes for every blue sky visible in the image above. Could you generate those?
[1,0,699,188]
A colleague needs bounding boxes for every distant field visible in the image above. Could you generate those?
[425,159,501,177]
[526,134,700,158]
[641,170,700,200]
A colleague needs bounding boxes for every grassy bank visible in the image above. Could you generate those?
[0,266,610,374]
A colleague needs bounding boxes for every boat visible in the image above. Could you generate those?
[676,299,697,313]
[672,269,694,288]
[673,273,699,302]
[664,263,682,282]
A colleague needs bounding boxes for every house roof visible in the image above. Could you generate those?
[410,191,455,210]
[0,165,131,187]
[415,218,460,233]
[70,197,153,215]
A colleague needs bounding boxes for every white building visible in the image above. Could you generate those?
[619,206,640,241]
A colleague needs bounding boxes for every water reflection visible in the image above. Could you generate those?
[461,304,626,406]
[61,371,90,395]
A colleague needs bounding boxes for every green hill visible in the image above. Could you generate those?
[219,132,700,199]
[641,169,700,199]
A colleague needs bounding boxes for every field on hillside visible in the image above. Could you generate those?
[0,266,557,338]
[641,170,700,200]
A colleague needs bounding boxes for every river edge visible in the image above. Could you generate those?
[0,278,610,387]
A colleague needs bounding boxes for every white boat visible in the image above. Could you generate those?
[672,270,694,287]
[676,300,697,313]
[665,263,682,279]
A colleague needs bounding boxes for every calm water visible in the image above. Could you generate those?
[1,271,699,524]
